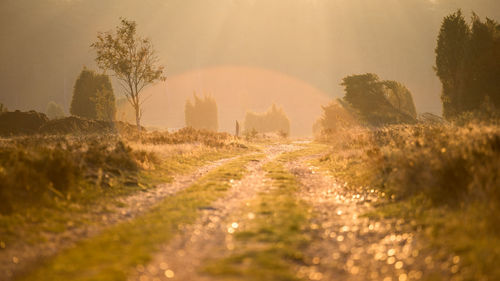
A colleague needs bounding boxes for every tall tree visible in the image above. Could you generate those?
[465,15,500,111]
[91,18,166,130]
[93,88,116,122]
[70,68,115,120]
[435,10,470,118]
[435,11,500,119]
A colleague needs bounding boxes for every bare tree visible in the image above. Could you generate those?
[91,18,165,130]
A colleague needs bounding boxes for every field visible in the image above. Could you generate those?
[0,124,499,281]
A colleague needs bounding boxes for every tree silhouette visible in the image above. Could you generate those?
[341,74,417,125]
[435,11,500,119]
[184,93,219,131]
[244,104,290,136]
[70,68,115,121]
[0,103,8,113]
[91,18,165,130]
[46,101,65,120]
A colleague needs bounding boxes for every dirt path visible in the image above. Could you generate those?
[287,157,457,281]
[128,144,300,281]
[0,156,239,281]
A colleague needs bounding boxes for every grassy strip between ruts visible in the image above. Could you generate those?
[17,153,263,281]
[204,151,312,281]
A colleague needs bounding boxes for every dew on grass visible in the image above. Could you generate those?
[164,269,174,278]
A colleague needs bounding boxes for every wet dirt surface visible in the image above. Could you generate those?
[287,157,459,281]
[0,156,238,281]
[129,144,300,281]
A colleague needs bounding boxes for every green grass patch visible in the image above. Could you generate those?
[204,157,311,281]
[18,154,262,281]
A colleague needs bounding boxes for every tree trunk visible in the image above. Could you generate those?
[134,104,141,131]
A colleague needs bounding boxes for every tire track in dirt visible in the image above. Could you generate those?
[0,156,240,281]
[128,144,301,281]
[287,157,458,281]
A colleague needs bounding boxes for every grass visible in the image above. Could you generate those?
[204,153,311,281]
[0,132,250,249]
[315,123,500,280]
[17,153,262,281]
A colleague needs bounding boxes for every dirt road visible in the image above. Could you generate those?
[7,142,457,281]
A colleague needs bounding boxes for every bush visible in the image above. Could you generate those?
[0,110,49,136]
[323,124,500,215]
[46,101,66,120]
[0,136,140,214]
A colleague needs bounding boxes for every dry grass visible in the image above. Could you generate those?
[316,122,500,280]
[0,128,246,214]
[133,127,242,148]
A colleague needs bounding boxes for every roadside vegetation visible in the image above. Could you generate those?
[0,129,249,251]
[19,154,261,281]
[309,11,500,279]
[314,122,500,280]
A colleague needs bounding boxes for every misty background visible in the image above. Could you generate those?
[1,0,499,135]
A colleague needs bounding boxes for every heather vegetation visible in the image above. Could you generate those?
[0,129,245,214]
[308,11,500,280]
[2,4,500,281]
[315,123,500,279]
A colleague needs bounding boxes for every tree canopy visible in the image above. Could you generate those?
[341,73,417,126]
[91,18,165,129]
[70,68,116,121]
[435,11,500,119]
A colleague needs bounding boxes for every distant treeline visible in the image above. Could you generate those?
[184,93,219,131]
[244,104,290,136]
[315,10,499,134]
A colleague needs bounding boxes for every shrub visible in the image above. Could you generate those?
[46,101,66,120]
[324,124,500,214]
[0,136,141,214]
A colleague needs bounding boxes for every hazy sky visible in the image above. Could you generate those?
[1,0,499,134]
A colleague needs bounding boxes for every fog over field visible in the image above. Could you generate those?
[1,0,499,134]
